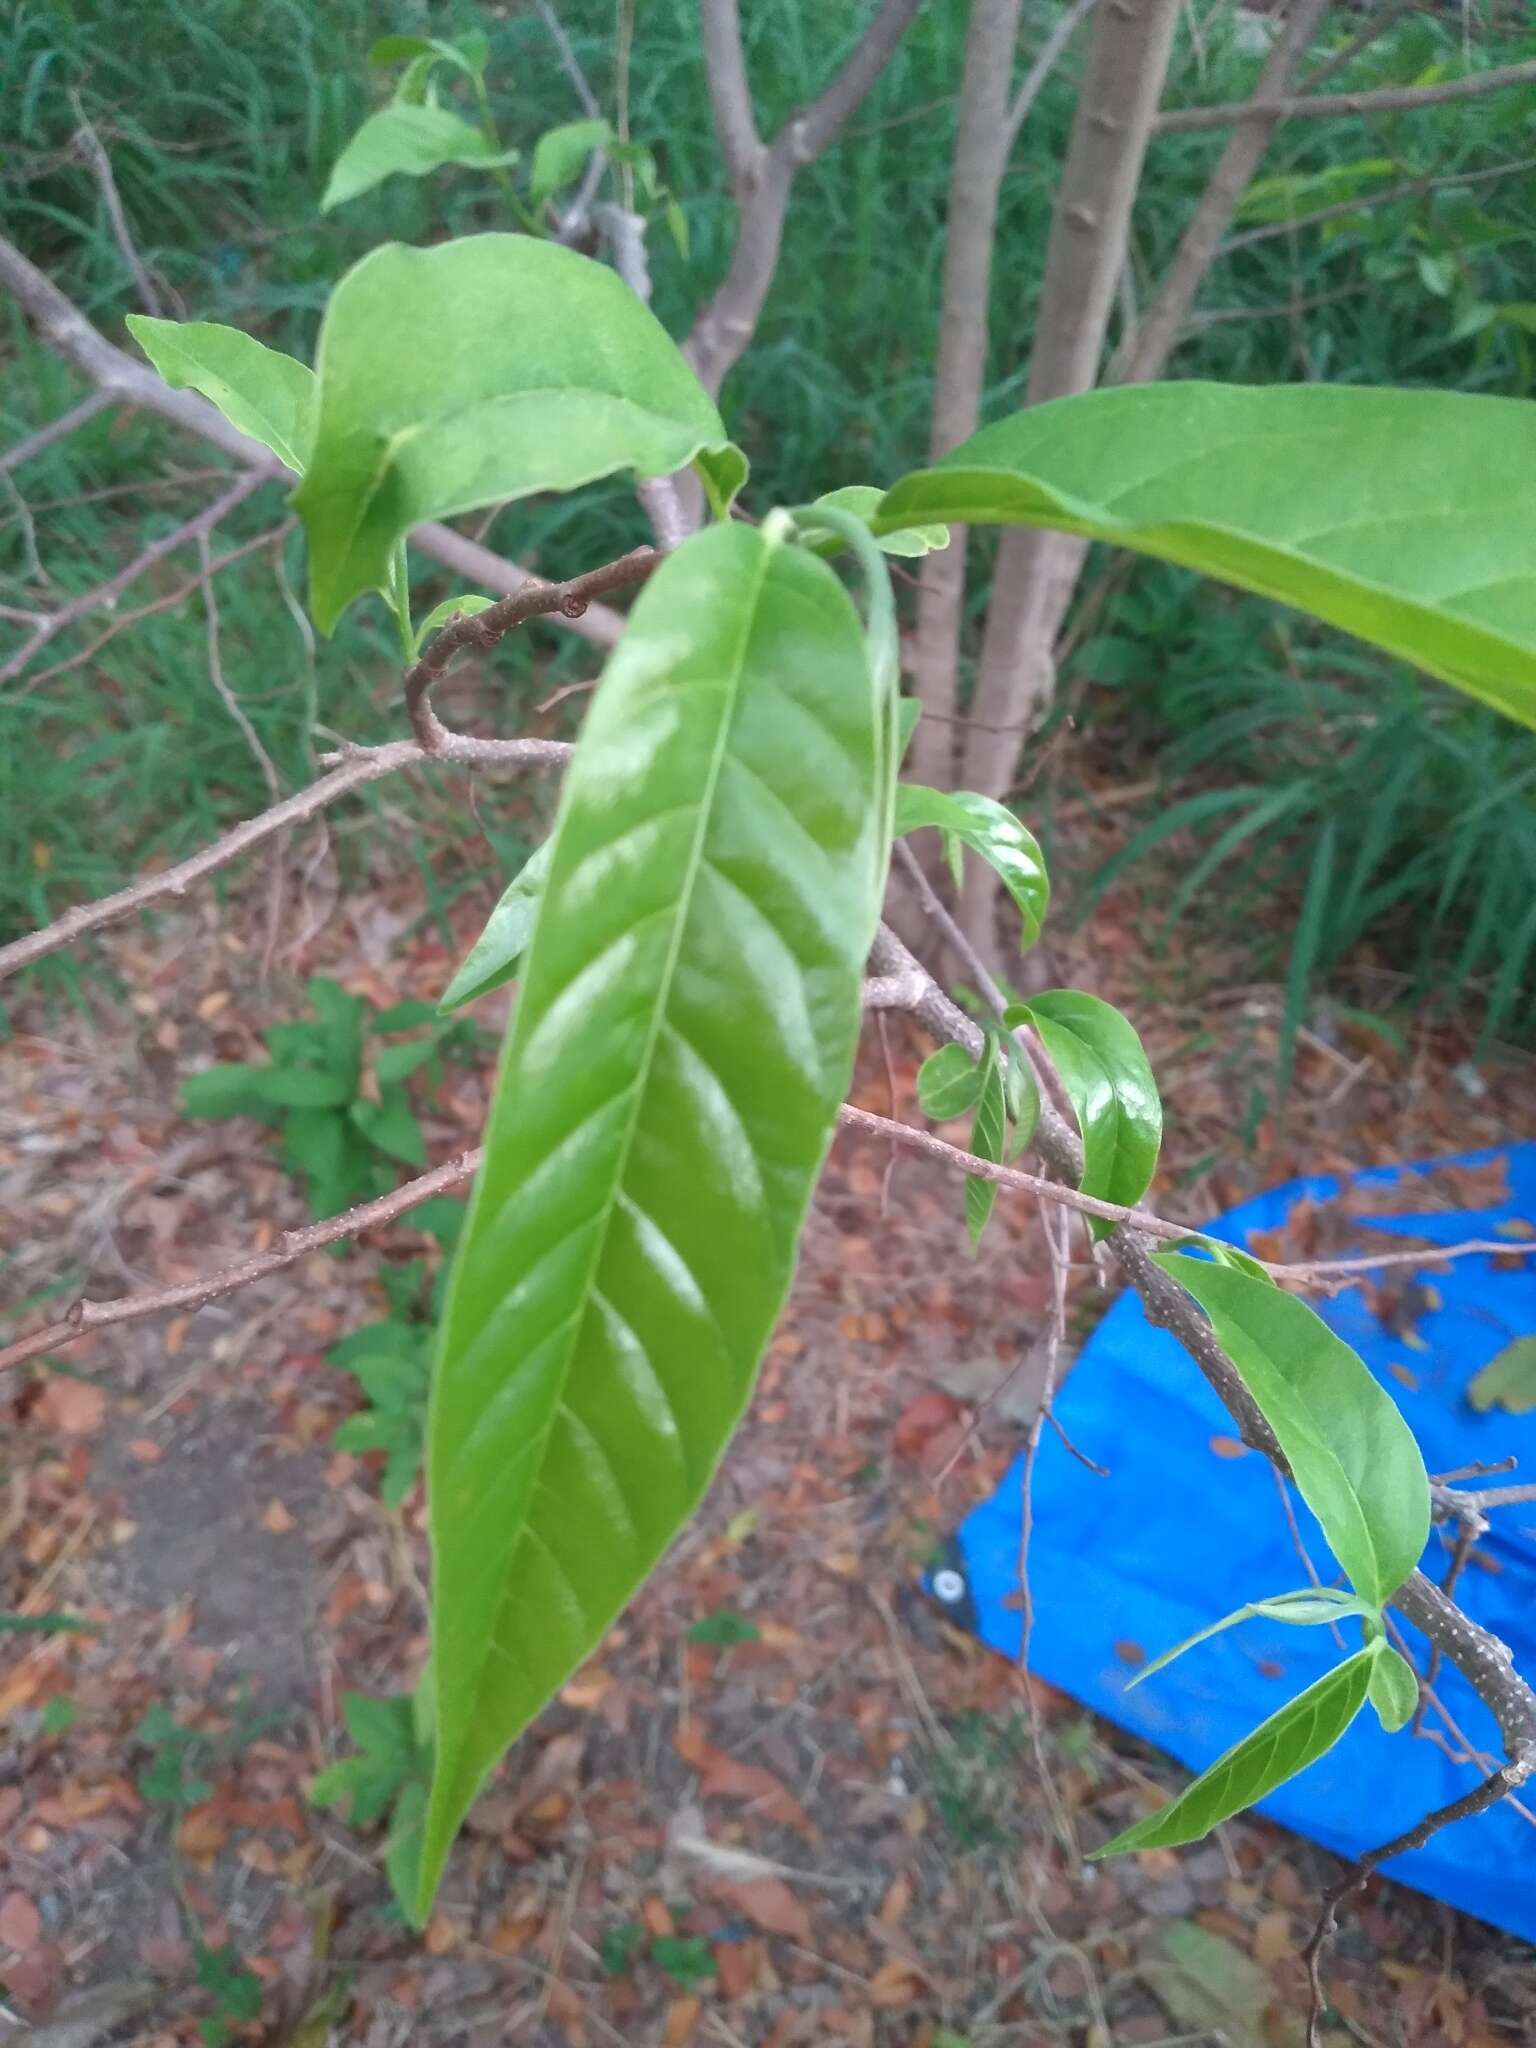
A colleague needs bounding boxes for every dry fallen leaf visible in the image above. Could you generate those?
[35,1376,106,1436]
[1252,1908,1293,1967]
[0,1889,43,1953]
[868,1958,921,2007]
[709,1876,813,1945]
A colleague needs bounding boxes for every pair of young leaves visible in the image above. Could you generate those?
[122,233,1529,1912]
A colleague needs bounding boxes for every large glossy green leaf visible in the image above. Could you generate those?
[1010,991,1161,1238]
[437,840,553,1013]
[894,786,1049,948]
[875,384,1536,729]
[1156,1255,1430,1605]
[321,106,517,213]
[420,521,888,1912]
[126,317,315,474]
[1092,1646,1377,1856]
[293,236,736,630]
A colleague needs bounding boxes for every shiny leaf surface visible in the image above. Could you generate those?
[294,236,734,629]
[877,384,1536,729]
[1093,1648,1377,1856]
[127,317,315,474]
[420,522,887,1909]
[1156,1255,1430,1605]
[437,841,553,1013]
[894,786,1049,948]
[1013,992,1160,1238]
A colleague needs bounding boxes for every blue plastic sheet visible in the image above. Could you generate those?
[942,1145,1536,1938]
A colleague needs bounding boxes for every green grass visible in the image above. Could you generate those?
[3,0,1534,1025]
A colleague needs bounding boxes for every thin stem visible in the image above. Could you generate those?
[388,542,415,660]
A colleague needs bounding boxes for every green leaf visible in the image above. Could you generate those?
[876,385,1536,730]
[966,1057,1006,1250]
[307,977,365,1090]
[126,317,315,474]
[1236,157,1398,226]
[1013,992,1160,1239]
[343,1690,416,1762]
[917,1044,984,1121]
[252,1066,353,1110]
[368,31,487,77]
[1127,1587,1375,1690]
[530,118,614,206]
[438,841,554,1012]
[1467,1335,1536,1414]
[280,1108,348,1186]
[696,443,750,523]
[1155,1255,1430,1604]
[180,1063,270,1119]
[0,1611,99,1635]
[652,1936,717,1988]
[375,1039,439,1084]
[1002,1046,1040,1161]
[419,520,888,1913]
[803,485,949,559]
[294,236,734,631]
[321,106,518,213]
[413,593,494,652]
[350,1086,426,1167]
[385,1779,428,1924]
[375,999,440,1033]
[895,696,921,762]
[600,1922,644,1976]
[1092,1647,1377,1856]
[894,787,1049,949]
[687,1610,760,1646]
[1369,1645,1420,1733]
[194,1946,262,2024]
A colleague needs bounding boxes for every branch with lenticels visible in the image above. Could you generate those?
[866,909,1536,2037]
[2,502,1532,2031]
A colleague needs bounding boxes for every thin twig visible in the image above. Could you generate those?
[18,520,296,694]
[0,733,571,982]
[1004,0,1099,148]
[0,390,113,477]
[1219,154,1536,256]
[0,1151,483,1375]
[70,97,164,315]
[1303,1767,1526,2048]
[0,231,625,648]
[403,548,655,748]
[197,532,279,807]
[0,471,268,683]
[1154,57,1536,135]
[1297,0,1416,94]
[1019,1197,1077,1852]
[836,1104,1194,1242]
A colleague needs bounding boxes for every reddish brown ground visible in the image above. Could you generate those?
[4,836,1535,2048]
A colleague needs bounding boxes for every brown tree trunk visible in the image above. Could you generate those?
[957,0,1179,951]
[908,0,1029,795]
[1116,0,1330,384]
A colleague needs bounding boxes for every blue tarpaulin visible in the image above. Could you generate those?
[941,1144,1536,1939]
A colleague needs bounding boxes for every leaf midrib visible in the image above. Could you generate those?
[443,530,776,1780]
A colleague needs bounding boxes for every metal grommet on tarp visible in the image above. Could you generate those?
[936,1144,1536,1941]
